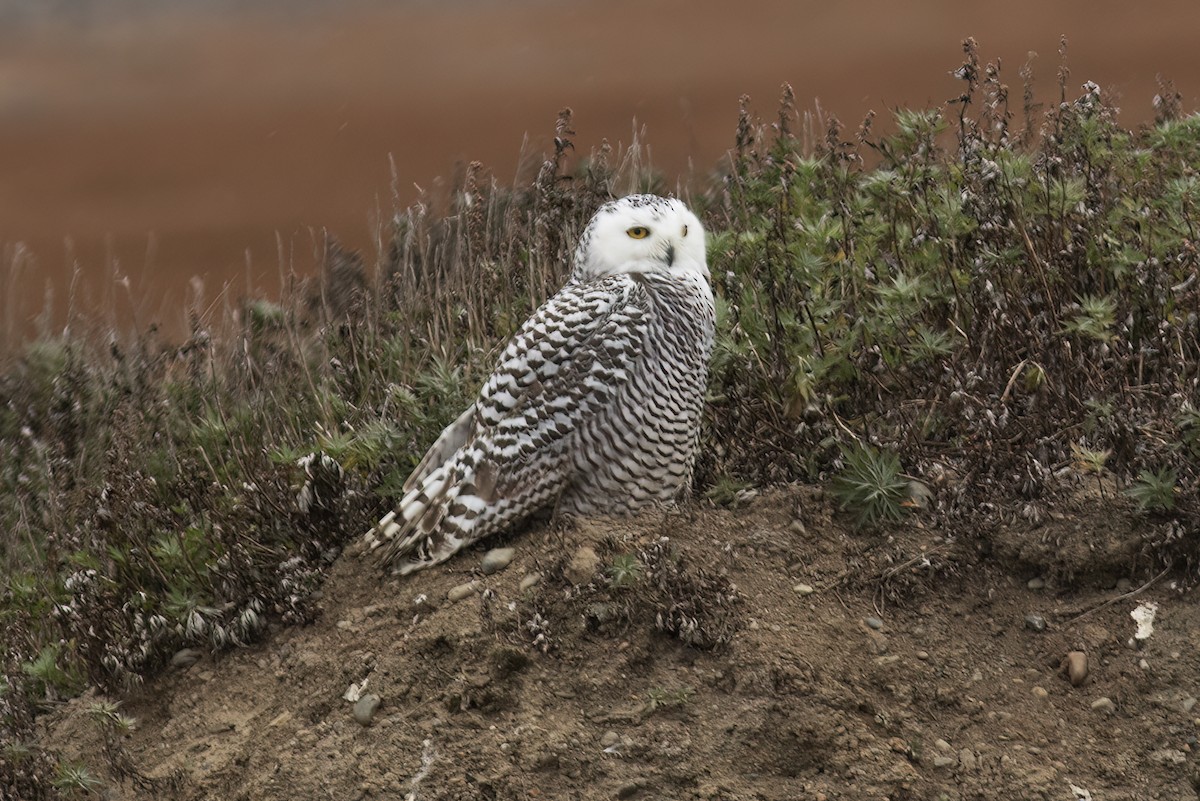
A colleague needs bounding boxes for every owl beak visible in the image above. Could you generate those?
[664,243,676,267]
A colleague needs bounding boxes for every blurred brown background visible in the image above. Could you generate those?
[1,0,1198,341]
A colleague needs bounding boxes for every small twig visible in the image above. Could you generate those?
[881,544,948,580]
[999,358,1029,403]
[1064,563,1171,626]
[829,410,863,442]
[829,587,851,612]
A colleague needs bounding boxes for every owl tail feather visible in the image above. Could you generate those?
[365,459,486,575]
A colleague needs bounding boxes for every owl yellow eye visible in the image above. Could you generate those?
[626,226,650,240]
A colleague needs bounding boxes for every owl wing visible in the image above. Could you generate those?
[368,274,651,572]
[472,274,651,482]
[402,404,476,494]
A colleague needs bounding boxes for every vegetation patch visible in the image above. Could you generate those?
[1,40,1197,797]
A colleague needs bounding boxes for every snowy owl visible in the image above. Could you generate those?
[364,194,715,575]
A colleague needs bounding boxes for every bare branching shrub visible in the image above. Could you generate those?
[87,700,183,794]
[636,538,741,649]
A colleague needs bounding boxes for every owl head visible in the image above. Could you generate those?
[572,195,707,281]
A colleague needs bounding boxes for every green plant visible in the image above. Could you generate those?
[830,443,909,529]
[703,474,753,506]
[1125,468,1178,513]
[1071,444,1112,476]
[646,685,694,711]
[608,554,643,588]
[21,645,82,700]
[51,761,102,796]
[1071,443,1113,498]
[1061,295,1117,343]
[86,700,137,736]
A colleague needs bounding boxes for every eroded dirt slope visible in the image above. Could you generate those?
[40,487,1200,800]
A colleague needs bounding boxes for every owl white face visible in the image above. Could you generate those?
[573,195,707,281]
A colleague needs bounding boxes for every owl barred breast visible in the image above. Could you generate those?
[364,195,716,575]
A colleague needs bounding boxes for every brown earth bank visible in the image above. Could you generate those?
[38,486,1200,800]
[3,0,1200,342]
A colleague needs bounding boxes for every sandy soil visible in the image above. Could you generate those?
[3,0,1200,340]
[39,486,1200,800]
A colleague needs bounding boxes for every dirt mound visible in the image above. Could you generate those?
[38,488,1200,800]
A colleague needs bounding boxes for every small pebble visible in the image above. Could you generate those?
[1115,577,1133,592]
[1183,697,1198,713]
[916,651,929,660]
[1027,577,1046,590]
[600,730,620,748]
[1063,651,1088,686]
[353,694,381,726]
[1032,686,1049,699]
[447,581,480,603]
[865,617,884,630]
[1090,696,1115,714]
[933,755,956,768]
[958,748,977,771]
[1024,613,1047,632]
[480,547,516,575]
[1149,748,1187,765]
[793,583,815,596]
[519,573,542,592]
[934,739,952,752]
